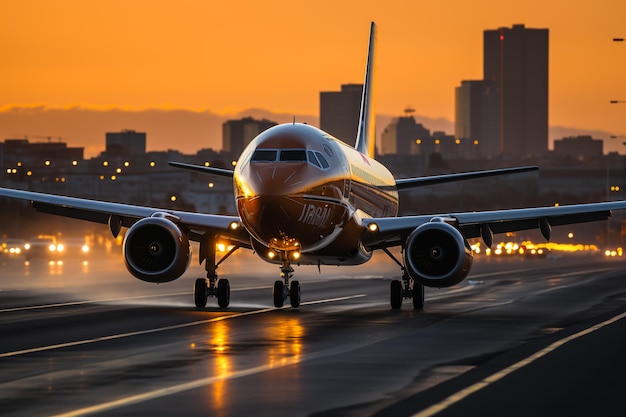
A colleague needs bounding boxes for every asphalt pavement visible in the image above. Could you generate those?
[1,252,626,416]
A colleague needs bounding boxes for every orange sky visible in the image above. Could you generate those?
[1,0,626,141]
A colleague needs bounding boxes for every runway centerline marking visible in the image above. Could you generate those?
[0,293,366,358]
[48,294,384,417]
[0,285,277,313]
[411,309,626,417]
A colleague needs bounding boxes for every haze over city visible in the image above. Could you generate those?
[1,0,625,156]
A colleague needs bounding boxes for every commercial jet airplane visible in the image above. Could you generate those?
[2,22,626,310]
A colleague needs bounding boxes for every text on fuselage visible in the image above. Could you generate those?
[298,203,331,227]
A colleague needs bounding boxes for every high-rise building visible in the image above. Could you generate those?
[483,24,549,157]
[381,115,431,155]
[105,130,146,157]
[320,84,363,146]
[222,117,277,158]
[455,79,499,157]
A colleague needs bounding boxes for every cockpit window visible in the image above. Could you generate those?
[251,149,278,162]
[307,151,321,168]
[279,149,307,162]
[248,148,330,170]
[316,153,330,169]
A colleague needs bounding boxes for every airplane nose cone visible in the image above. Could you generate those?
[237,164,307,240]
[235,163,346,250]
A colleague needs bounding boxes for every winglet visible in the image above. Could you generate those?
[354,22,377,159]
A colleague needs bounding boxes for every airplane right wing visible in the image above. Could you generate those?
[361,200,626,249]
[0,187,251,246]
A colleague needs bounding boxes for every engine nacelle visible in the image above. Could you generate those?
[123,216,191,283]
[403,221,473,288]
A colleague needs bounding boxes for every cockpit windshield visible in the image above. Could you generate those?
[251,149,278,162]
[279,150,307,162]
[250,148,330,170]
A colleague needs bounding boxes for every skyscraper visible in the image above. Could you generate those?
[381,115,431,156]
[455,79,499,157]
[483,24,549,157]
[222,117,277,158]
[105,130,146,156]
[320,84,363,147]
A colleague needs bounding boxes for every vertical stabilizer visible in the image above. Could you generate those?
[354,22,377,158]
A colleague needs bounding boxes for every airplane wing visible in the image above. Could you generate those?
[0,187,251,247]
[168,162,235,178]
[361,200,626,249]
[395,166,538,190]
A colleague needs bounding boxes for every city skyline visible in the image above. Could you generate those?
[1,1,625,153]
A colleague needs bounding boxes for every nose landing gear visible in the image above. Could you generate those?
[272,251,301,308]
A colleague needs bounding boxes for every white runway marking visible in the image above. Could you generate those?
[0,294,366,358]
[0,284,275,313]
[47,294,376,417]
[411,310,626,417]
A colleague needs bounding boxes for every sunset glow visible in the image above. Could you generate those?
[1,0,625,151]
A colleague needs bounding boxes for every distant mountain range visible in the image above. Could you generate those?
[0,106,621,158]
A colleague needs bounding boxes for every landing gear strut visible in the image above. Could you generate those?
[383,248,424,311]
[272,251,301,308]
[193,235,238,309]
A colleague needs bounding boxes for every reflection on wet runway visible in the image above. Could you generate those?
[1,255,626,416]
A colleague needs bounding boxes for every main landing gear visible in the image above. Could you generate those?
[383,248,424,310]
[272,251,301,308]
[193,236,238,309]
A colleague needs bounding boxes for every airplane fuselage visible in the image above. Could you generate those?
[234,123,398,266]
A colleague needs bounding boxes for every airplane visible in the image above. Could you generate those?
[2,21,626,311]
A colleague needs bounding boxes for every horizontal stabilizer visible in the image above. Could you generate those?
[395,166,538,191]
[169,161,235,178]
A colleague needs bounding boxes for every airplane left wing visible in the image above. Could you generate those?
[361,200,626,249]
[395,166,538,190]
[0,187,251,246]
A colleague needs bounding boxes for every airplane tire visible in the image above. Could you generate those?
[412,283,425,310]
[273,281,284,308]
[290,280,301,308]
[217,279,230,308]
[194,278,208,308]
[390,280,403,309]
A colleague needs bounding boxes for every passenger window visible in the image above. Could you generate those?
[316,152,330,169]
[279,150,307,162]
[251,149,277,162]
[307,151,321,168]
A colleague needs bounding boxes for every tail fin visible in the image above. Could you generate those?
[354,21,377,158]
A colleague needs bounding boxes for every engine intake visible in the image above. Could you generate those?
[403,221,473,288]
[123,216,191,283]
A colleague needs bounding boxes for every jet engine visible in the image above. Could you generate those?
[123,216,191,283]
[403,220,473,288]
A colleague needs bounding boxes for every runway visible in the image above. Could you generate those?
[1,250,626,417]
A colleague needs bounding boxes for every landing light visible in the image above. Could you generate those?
[268,250,276,259]
[293,251,301,260]
[229,221,239,231]
[367,223,379,233]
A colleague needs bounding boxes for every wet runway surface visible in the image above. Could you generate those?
[1,251,626,416]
